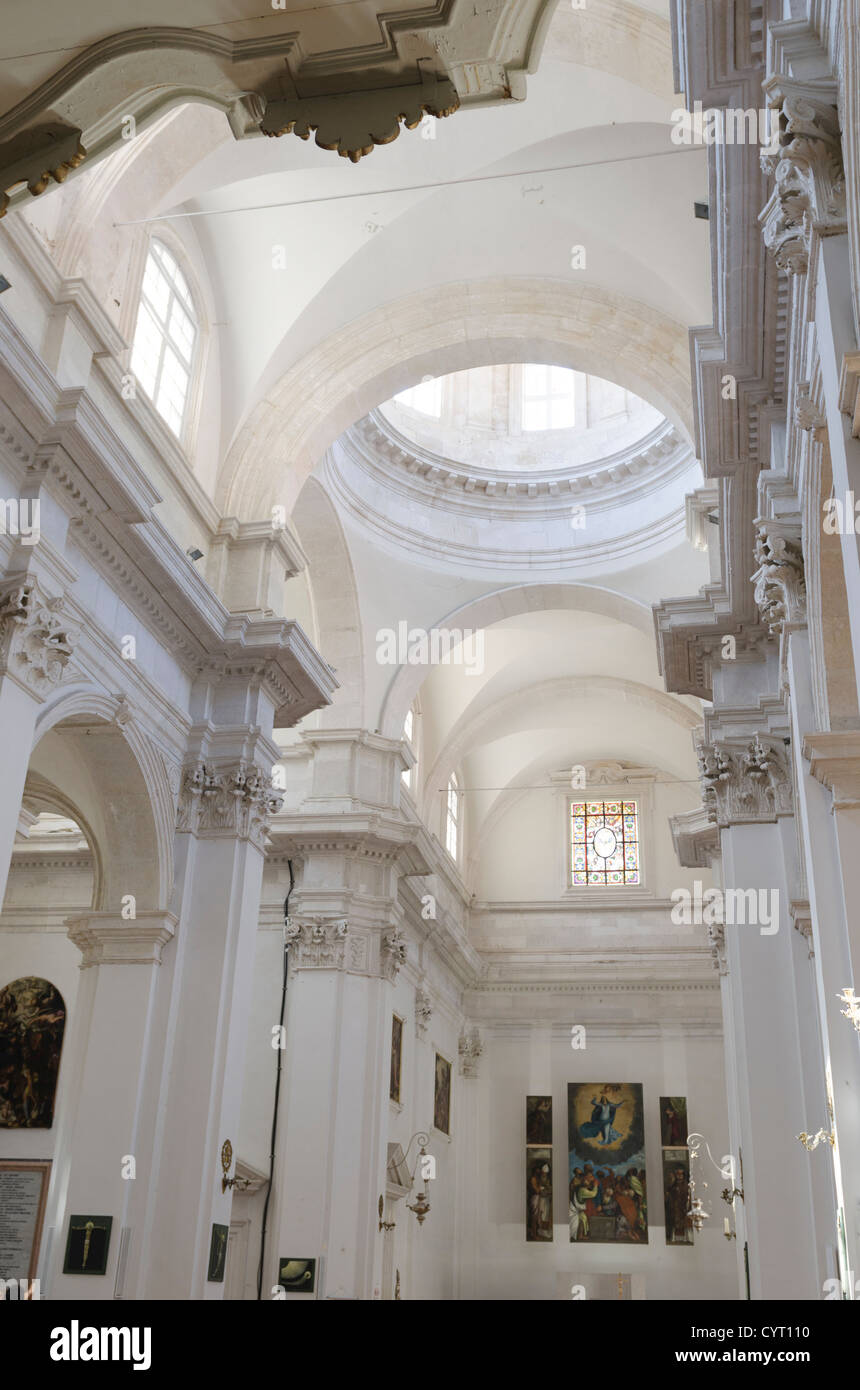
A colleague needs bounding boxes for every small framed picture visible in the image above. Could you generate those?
[390,1014,404,1104]
[207,1223,229,1283]
[62,1215,113,1275]
[433,1051,452,1136]
[278,1257,316,1293]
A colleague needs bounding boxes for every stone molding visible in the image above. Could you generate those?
[283,916,409,980]
[759,77,846,276]
[177,760,283,849]
[750,519,807,636]
[66,910,177,967]
[0,575,79,699]
[698,735,793,827]
[803,730,860,811]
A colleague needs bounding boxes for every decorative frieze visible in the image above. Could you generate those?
[759,78,846,276]
[177,760,283,849]
[698,736,793,827]
[750,521,806,636]
[0,577,78,698]
[284,916,349,970]
[380,927,408,982]
[415,986,433,1040]
[458,1026,483,1078]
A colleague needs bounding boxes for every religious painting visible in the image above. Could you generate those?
[62,1215,113,1275]
[662,1148,694,1245]
[526,1146,553,1242]
[278,1257,316,1293]
[659,1095,688,1147]
[568,1082,648,1244]
[390,1014,403,1104]
[526,1094,552,1145]
[433,1052,451,1135]
[206,1223,228,1283]
[0,976,66,1128]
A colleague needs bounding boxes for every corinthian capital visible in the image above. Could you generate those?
[759,78,845,275]
[750,521,806,636]
[698,736,793,828]
[284,916,349,970]
[177,759,282,848]
[0,576,78,698]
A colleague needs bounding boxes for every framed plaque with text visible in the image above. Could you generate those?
[0,1160,50,1281]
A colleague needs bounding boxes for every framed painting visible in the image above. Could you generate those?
[0,1160,50,1281]
[390,1014,403,1104]
[659,1096,688,1147]
[0,977,66,1128]
[62,1215,113,1275]
[526,1146,553,1242]
[568,1083,648,1244]
[433,1052,451,1135]
[526,1095,552,1146]
[278,1257,316,1293]
[662,1148,694,1245]
[207,1223,228,1283]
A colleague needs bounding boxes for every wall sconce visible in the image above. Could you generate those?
[797,1128,835,1152]
[378,1195,395,1233]
[723,1219,736,1241]
[721,1187,744,1205]
[837,987,860,1032]
[220,1139,253,1193]
[401,1131,432,1226]
[687,1133,736,1235]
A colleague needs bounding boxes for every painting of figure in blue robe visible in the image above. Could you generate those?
[568,1082,648,1244]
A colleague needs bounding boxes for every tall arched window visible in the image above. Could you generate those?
[130,239,199,437]
[394,376,442,417]
[521,364,576,431]
[445,772,460,860]
[401,706,415,790]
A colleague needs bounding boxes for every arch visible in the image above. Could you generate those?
[0,976,66,1128]
[31,688,174,911]
[377,581,682,738]
[219,279,693,520]
[292,476,365,728]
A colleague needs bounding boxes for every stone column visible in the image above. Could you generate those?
[0,574,78,906]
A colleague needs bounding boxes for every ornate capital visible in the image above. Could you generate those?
[176,760,282,848]
[415,986,433,1040]
[0,577,78,698]
[284,916,349,970]
[794,381,827,434]
[458,1027,483,1079]
[66,911,176,967]
[708,919,728,978]
[698,735,793,828]
[759,79,846,276]
[380,927,408,982]
[750,521,806,635]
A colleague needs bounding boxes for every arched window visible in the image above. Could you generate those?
[0,977,66,1128]
[521,364,576,431]
[401,706,415,790]
[445,772,460,860]
[130,239,199,437]
[394,376,442,417]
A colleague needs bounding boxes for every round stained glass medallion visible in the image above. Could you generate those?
[592,826,619,859]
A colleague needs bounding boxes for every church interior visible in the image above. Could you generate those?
[0,0,859,1307]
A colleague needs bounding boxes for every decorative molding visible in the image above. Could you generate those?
[698,735,793,827]
[794,380,827,433]
[415,986,433,1039]
[0,575,79,699]
[66,911,176,967]
[750,519,806,636]
[803,731,860,810]
[458,1026,483,1078]
[669,805,721,870]
[261,76,459,163]
[759,77,846,276]
[284,916,349,970]
[790,899,814,958]
[0,122,86,219]
[176,761,283,849]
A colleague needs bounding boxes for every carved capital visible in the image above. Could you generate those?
[759,80,846,275]
[415,986,433,1040]
[177,759,282,848]
[698,735,793,828]
[380,927,408,982]
[284,915,349,970]
[0,577,79,699]
[458,1026,483,1078]
[794,381,827,434]
[707,919,728,978]
[750,520,806,635]
[66,911,176,967]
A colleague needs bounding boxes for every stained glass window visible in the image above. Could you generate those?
[570,800,640,886]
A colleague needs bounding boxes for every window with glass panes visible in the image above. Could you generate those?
[130,240,198,437]
[570,799,640,885]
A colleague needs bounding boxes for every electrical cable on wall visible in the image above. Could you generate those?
[256,858,294,1300]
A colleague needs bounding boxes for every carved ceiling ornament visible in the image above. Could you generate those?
[750,520,806,636]
[176,759,283,849]
[0,577,79,698]
[697,735,793,828]
[759,78,846,276]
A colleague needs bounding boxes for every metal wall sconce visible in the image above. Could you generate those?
[220,1139,253,1193]
[378,1195,395,1233]
[402,1131,432,1226]
[797,1128,835,1152]
[721,1186,744,1205]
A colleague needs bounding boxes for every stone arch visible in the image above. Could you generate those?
[219,279,693,520]
[30,687,174,911]
[292,476,365,728]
